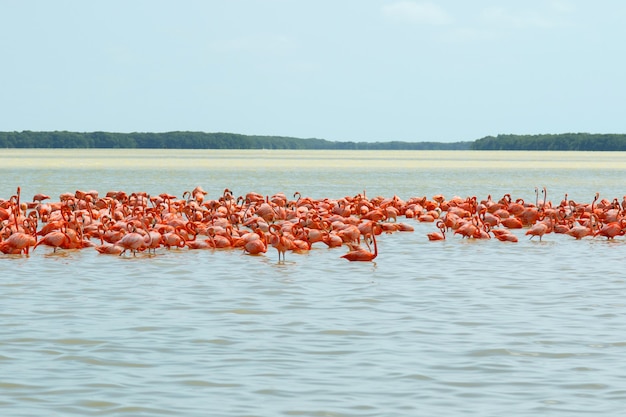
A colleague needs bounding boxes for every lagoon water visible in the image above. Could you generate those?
[2,149,626,416]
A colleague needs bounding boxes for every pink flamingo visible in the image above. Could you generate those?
[427,220,446,241]
[117,224,152,256]
[525,216,553,241]
[341,229,378,262]
[0,231,37,255]
[491,229,518,242]
[594,219,626,240]
[268,224,291,262]
[34,231,71,253]
[242,229,267,255]
[95,244,124,255]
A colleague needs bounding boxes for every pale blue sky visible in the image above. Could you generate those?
[1,1,624,142]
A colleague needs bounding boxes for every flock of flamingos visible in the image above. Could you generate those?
[0,186,624,261]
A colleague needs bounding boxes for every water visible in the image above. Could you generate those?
[2,149,626,416]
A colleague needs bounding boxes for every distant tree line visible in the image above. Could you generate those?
[471,133,626,151]
[0,131,470,150]
[1,131,624,150]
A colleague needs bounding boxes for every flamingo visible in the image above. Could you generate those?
[145,229,163,253]
[525,219,551,241]
[518,206,540,227]
[427,220,446,241]
[117,226,152,256]
[95,244,124,255]
[321,231,344,248]
[268,224,291,262]
[160,226,187,249]
[207,229,233,249]
[336,224,361,244]
[242,229,267,255]
[594,219,626,240]
[33,193,51,202]
[454,219,480,239]
[480,209,500,228]
[500,217,523,229]
[565,213,597,240]
[491,229,518,242]
[341,229,378,262]
[0,231,37,254]
[290,224,312,252]
[185,239,214,250]
[34,231,71,253]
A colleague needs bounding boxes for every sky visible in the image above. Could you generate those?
[1,1,625,143]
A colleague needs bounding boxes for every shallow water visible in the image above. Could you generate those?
[2,150,626,416]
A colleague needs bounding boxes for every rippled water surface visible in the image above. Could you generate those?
[2,150,626,416]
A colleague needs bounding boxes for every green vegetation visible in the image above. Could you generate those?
[471,133,626,151]
[0,131,470,150]
[0,131,624,150]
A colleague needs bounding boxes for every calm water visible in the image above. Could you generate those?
[2,150,626,416]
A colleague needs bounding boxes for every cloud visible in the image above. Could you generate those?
[382,1,453,25]
[481,4,572,29]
